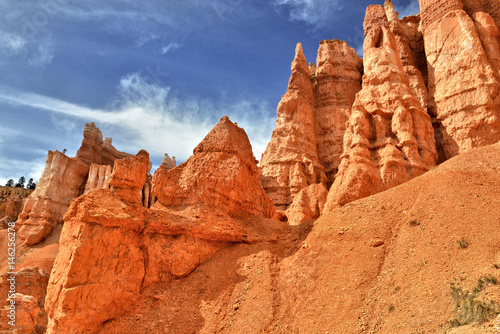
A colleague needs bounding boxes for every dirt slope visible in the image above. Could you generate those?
[100,142,499,333]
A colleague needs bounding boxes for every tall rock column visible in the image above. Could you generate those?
[325,5,437,210]
[384,0,429,110]
[419,0,500,162]
[313,39,363,186]
[260,43,327,211]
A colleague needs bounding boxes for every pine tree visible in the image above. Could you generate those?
[27,178,36,190]
[15,176,26,188]
[5,179,14,187]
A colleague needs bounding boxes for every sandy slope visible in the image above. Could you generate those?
[99,142,500,333]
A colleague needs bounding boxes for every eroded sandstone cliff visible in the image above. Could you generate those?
[16,123,132,246]
[324,4,438,209]
[419,0,500,161]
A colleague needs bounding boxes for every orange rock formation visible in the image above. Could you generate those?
[325,4,438,209]
[260,44,327,212]
[45,117,278,332]
[16,123,131,246]
[419,0,500,161]
[3,2,500,333]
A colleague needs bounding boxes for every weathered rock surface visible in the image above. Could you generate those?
[284,183,328,226]
[76,122,131,165]
[260,44,327,211]
[325,4,437,209]
[0,294,40,333]
[16,123,132,246]
[0,267,50,333]
[83,163,112,194]
[313,39,363,185]
[154,116,276,219]
[99,142,500,334]
[419,0,500,162]
[160,153,176,170]
[109,150,149,204]
[45,152,150,334]
[385,0,429,110]
[45,118,279,333]
[16,151,90,246]
[0,187,31,228]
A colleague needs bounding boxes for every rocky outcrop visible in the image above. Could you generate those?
[154,116,276,219]
[0,187,32,228]
[83,164,112,194]
[45,118,279,333]
[16,123,132,246]
[0,267,50,333]
[16,151,90,246]
[45,151,151,334]
[260,44,327,211]
[76,122,131,165]
[419,0,500,162]
[313,39,363,185]
[109,150,149,204]
[385,0,428,110]
[160,153,176,170]
[325,5,437,210]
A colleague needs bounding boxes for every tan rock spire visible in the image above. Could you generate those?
[325,5,437,210]
[313,39,363,185]
[260,43,327,211]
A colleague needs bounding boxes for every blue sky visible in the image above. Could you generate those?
[0,0,419,185]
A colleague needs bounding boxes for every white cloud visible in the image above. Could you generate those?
[0,157,47,183]
[0,31,27,54]
[275,0,343,29]
[161,42,181,55]
[29,39,55,66]
[0,74,276,163]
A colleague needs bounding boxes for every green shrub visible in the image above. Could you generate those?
[450,276,500,327]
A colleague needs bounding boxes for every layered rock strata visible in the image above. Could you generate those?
[325,4,438,209]
[260,44,327,211]
[16,123,131,246]
[419,0,500,161]
[83,164,112,194]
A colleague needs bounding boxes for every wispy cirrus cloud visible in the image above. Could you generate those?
[161,42,181,55]
[0,73,275,163]
[275,0,343,29]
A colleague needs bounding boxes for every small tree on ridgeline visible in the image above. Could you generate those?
[5,179,14,187]
[15,176,26,188]
[26,178,36,190]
